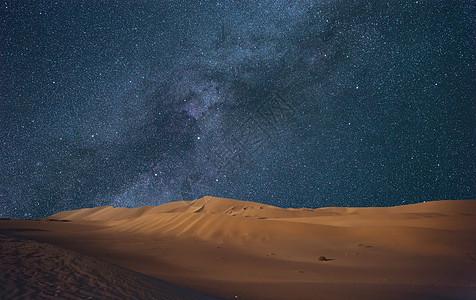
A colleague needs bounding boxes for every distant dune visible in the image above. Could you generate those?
[1,196,475,300]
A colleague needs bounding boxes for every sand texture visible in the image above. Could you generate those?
[1,196,475,299]
[0,235,218,300]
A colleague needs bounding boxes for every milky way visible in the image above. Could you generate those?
[1,1,474,218]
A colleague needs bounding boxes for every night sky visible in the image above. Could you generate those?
[1,1,474,219]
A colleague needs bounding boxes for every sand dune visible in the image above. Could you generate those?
[0,235,218,300]
[1,196,475,299]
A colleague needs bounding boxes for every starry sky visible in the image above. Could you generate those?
[1,1,475,218]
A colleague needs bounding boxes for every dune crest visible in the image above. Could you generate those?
[48,196,362,221]
[50,196,297,221]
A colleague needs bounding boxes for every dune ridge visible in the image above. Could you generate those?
[50,196,322,221]
[52,196,476,222]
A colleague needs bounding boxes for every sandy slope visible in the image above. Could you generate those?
[1,196,475,300]
[0,235,218,300]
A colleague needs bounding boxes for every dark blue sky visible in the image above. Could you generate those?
[1,1,474,218]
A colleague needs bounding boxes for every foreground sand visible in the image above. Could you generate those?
[0,235,218,299]
[1,196,475,299]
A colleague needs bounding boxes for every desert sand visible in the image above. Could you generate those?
[0,234,217,299]
[1,196,475,299]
